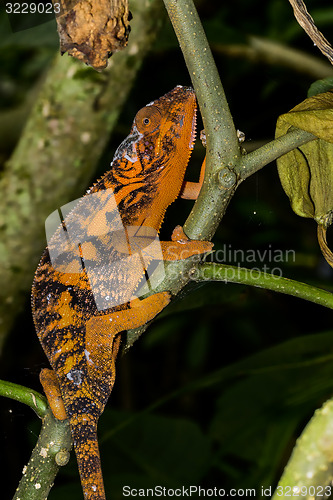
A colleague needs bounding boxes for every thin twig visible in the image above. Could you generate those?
[212,35,333,80]
[288,0,333,65]
[237,128,316,180]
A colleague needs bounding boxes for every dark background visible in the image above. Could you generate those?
[1,0,333,498]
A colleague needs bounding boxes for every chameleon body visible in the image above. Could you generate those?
[32,86,211,500]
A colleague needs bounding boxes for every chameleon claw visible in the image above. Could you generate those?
[171,225,189,242]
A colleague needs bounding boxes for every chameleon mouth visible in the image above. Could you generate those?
[189,103,197,151]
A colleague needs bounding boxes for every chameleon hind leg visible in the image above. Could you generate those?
[39,370,106,499]
[40,291,171,500]
[70,291,171,500]
[40,368,67,420]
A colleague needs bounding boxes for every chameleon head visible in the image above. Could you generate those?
[111,85,198,228]
[134,84,196,161]
[134,85,197,157]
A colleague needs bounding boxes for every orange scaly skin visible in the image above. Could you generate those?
[31,86,212,500]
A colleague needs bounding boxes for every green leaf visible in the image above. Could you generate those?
[208,331,333,488]
[276,92,333,266]
[100,411,211,488]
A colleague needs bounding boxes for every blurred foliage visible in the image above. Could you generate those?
[1,0,333,499]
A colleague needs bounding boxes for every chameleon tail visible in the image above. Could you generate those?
[70,413,106,500]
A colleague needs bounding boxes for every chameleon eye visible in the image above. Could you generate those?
[135,105,162,133]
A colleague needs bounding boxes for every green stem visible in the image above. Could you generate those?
[0,379,47,418]
[13,409,72,500]
[193,263,333,309]
[237,127,316,179]
[162,0,239,161]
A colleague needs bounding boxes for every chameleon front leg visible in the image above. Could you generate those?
[160,224,213,261]
[180,157,206,200]
[164,157,212,260]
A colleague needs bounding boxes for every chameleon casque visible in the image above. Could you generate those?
[31,85,212,500]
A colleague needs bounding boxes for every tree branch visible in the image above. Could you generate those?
[238,128,316,180]
[213,35,333,80]
[163,0,241,240]
[162,0,317,240]
[13,410,72,500]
